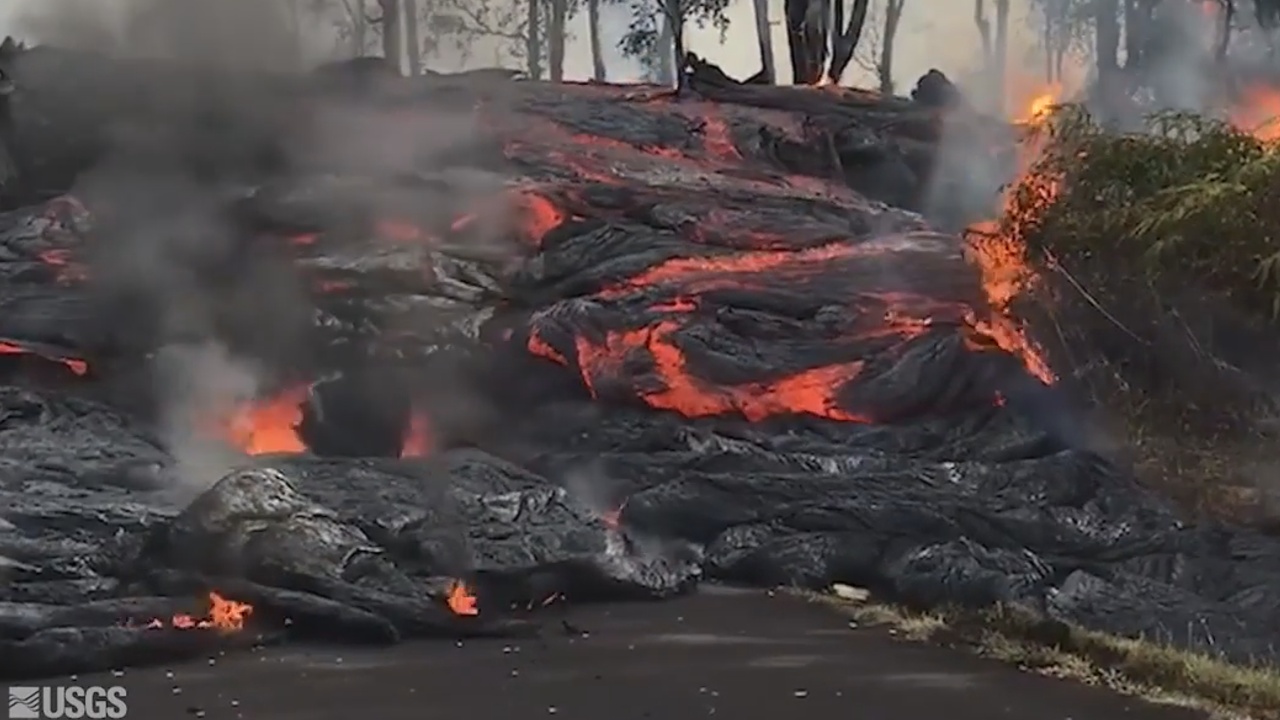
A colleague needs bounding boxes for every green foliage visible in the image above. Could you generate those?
[1009,104,1280,321]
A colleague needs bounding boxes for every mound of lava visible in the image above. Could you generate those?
[0,48,1277,678]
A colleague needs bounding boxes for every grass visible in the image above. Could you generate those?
[802,585,1280,719]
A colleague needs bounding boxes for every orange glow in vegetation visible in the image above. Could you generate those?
[1228,84,1280,141]
[446,580,479,616]
[961,98,1060,384]
[1012,84,1064,126]
[223,387,308,455]
[143,592,253,632]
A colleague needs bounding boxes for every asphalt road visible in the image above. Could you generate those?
[56,587,1203,720]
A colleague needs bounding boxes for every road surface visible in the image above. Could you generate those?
[60,586,1203,720]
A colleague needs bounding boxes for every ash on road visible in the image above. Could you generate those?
[75,588,1203,720]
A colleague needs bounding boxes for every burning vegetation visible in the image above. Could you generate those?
[960,75,1280,520]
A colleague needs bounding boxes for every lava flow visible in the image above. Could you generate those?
[223,386,308,455]
[446,580,479,616]
[0,341,88,377]
[515,95,1062,422]
[139,592,254,632]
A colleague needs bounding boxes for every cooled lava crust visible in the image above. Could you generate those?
[0,49,1274,678]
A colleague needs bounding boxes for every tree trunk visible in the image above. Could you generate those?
[378,0,403,73]
[1042,1,1053,82]
[287,0,303,70]
[785,0,820,84]
[341,0,369,57]
[992,0,1009,115]
[827,0,869,85]
[587,0,606,80]
[974,0,994,107]
[878,0,906,94]
[751,0,776,83]
[549,0,567,81]
[1096,0,1120,74]
[527,0,542,79]
[403,0,421,75]
[1216,0,1236,62]
[1123,0,1140,68]
[654,4,675,86]
[665,0,686,88]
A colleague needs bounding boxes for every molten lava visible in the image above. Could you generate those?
[446,580,479,616]
[223,387,308,455]
[141,592,253,632]
[0,342,89,376]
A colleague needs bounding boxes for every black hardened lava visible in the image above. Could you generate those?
[0,48,1276,679]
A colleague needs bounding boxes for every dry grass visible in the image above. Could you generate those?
[802,586,1280,719]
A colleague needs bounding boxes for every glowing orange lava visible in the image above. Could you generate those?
[565,321,872,423]
[223,387,308,454]
[0,342,88,376]
[141,592,253,632]
[514,190,569,245]
[446,580,479,616]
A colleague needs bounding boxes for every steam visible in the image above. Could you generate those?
[561,460,625,522]
[151,342,262,498]
[12,0,300,70]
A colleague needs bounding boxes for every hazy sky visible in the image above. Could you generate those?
[0,0,1051,93]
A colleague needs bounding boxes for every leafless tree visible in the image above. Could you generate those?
[751,0,776,82]
[851,0,906,93]
[549,0,568,80]
[588,0,607,79]
[374,0,403,70]
[404,0,423,73]
[616,0,731,88]
[973,0,1009,113]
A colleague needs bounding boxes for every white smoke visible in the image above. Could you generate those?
[151,342,263,498]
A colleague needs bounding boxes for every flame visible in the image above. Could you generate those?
[961,106,1060,384]
[1228,84,1280,141]
[401,412,432,458]
[446,580,479,616]
[141,592,253,632]
[1014,85,1064,126]
[222,387,307,455]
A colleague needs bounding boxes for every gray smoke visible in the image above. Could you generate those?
[12,0,300,70]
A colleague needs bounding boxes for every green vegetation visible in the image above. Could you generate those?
[1011,107,1280,323]
[996,106,1280,522]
